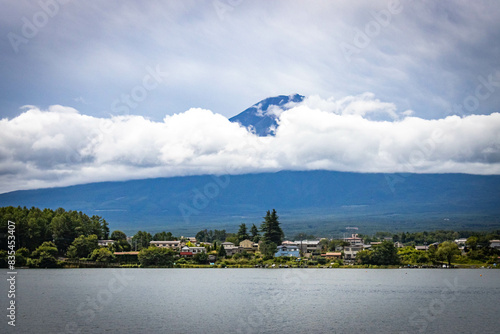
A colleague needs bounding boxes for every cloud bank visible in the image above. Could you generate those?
[1,94,499,193]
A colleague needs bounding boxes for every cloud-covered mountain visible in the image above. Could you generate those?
[1,93,500,193]
[229,94,304,136]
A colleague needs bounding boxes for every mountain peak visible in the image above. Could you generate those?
[229,94,304,136]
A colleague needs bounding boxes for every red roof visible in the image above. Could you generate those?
[180,252,193,256]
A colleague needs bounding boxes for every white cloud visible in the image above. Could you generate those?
[1,95,499,193]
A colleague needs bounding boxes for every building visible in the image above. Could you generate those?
[415,245,429,251]
[150,240,183,250]
[98,240,115,247]
[274,245,300,257]
[454,238,468,245]
[181,236,197,244]
[225,246,243,257]
[344,245,363,261]
[221,242,235,249]
[295,240,321,254]
[322,252,342,260]
[490,240,500,249]
[180,246,206,257]
[239,239,258,253]
[344,234,363,246]
[221,242,242,256]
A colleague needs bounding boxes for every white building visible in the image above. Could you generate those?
[150,240,183,250]
[98,240,115,247]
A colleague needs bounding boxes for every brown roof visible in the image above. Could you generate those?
[114,251,139,255]
[322,252,342,256]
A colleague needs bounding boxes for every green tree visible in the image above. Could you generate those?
[66,234,98,259]
[328,240,339,251]
[193,252,208,264]
[259,242,277,259]
[250,224,260,242]
[138,246,176,267]
[372,241,400,265]
[225,234,239,245]
[213,229,227,242]
[357,241,400,266]
[152,231,176,241]
[427,244,438,264]
[436,241,461,267]
[466,236,478,251]
[110,230,127,241]
[356,249,372,264]
[132,231,152,250]
[89,248,116,263]
[15,247,30,267]
[260,209,283,245]
[112,239,132,252]
[217,244,227,258]
[319,239,329,252]
[29,241,59,268]
[0,250,7,268]
[196,229,210,243]
[237,223,250,243]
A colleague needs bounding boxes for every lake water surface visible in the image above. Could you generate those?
[2,268,499,333]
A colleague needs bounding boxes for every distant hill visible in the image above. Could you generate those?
[1,171,499,237]
[229,94,304,136]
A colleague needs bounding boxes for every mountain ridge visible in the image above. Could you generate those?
[1,170,499,236]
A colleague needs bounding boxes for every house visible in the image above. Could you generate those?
[221,242,235,249]
[98,240,115,247]
[415,245,429,251]
[220,242,242,256]
[179,246,206,257]
[282,240,297,246]
[322,252,342,259]
[394,242,404,248]
[344,234,364,246]
[454,238,468,245]
[150,240,183,250]
[490,240,500,249]
[275,245,300,257]
[344,245,363,261]
[295,240,321,254]
[180,246,192,257]
[239,239,258,253]
[225,246,243,257]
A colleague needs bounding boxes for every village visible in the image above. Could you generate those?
[96,231,500,269]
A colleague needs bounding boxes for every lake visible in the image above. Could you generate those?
[2,268,499,333]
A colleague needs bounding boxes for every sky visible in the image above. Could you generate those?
[1,0,500,193]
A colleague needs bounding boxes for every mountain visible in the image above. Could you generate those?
[1,171,499,236]
[1,95,499,237]
[229,94,304,136]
